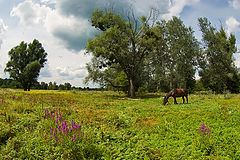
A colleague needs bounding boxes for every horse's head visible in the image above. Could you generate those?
[163,96,168,105]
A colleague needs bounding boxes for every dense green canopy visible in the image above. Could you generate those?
[86,9,202,96]
[5,39,47,91]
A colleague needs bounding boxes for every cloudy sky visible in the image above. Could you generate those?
[0,0,240,87]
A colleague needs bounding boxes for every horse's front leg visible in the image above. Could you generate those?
[182,96,185,103]
[174,97,178,104]
[186,95,188,103]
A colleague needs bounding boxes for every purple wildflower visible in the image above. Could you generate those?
[55,112,62,124]
[45,109,82,144]
[199,122,211,135]
[57,124,61,132]
[71,120,81,130]
[61,120,69,135]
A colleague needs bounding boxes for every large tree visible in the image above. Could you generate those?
[165,17,200,91]
[5,39,47,91]
[86,10,157,97]
[145,17,201,92]
[198,17,240,93]
[140,20,169,92]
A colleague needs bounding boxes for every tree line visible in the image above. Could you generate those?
[0,78,101,91]
[85,10,239,97]
[3,9,240,97]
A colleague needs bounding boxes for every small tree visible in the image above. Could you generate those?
[64,82,72,90]
[5,39,47,91]
[48,82,58,90]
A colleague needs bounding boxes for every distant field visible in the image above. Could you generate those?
[0,89,240,159]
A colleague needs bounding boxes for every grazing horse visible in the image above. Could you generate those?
[163,88,188,105]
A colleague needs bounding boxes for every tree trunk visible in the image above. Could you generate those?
[128,78,135,98]
[23,84,28,91]
[23,82,31,91]
[27,83,31,91]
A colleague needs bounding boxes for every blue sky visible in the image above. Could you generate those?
[0,0,240,87]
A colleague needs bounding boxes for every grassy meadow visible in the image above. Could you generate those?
[0,89,240,159]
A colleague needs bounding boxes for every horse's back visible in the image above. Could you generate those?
[174,88,188,97]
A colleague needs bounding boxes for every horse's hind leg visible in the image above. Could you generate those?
[182,96,185,103]
[186,95,188,103]
[174,97,178,104]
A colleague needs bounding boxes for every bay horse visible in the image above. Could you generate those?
[163,88,188,105]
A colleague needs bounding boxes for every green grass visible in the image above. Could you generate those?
[0,89,240,159]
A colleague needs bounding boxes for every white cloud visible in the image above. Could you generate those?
[0,19,8,49]
[230,0,240,9]
[162,0,200,20]
[39,63,52,78]
[0,19,8,34]
[10,0,51,26]
[40,0,56,5]
[226,17,240,34]
[56,66,87,80]
[119,0,170,17]
[56,0,170,20]
[10,0,94,51]
[44,9,93,51]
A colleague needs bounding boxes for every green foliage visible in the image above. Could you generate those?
[58,83,72,90]
[146,17,200,92]
[85,60,128,91]
[198,17,240,93]
[0,78,21,89]
[87,9,202,95]
[194,80,205,92]
[48,81,58,90]
[86,11,240,94]
[5,39,47,91]
[0,79,81,91]
[87,9,156,97]
[0,122,12,145]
